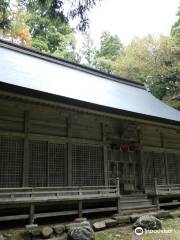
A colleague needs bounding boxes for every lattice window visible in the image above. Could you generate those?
[49,143,66,186]
[29,141,48,187]
[143,152,154,189]
[72,144,104,186]
[175,154,180,183]
[167,153,179,184]
[143,152,167,188]
[0,136,23,187]
[153,152,166,185]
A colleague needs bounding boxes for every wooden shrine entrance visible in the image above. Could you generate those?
[108,150,142,193]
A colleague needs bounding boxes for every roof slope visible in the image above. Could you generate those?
[0,40,180,125]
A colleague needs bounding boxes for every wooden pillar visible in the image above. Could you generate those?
[78,200,83,218]
[154,178,160,210]
[164,152,169,185]
[160,132,169,185]
[47,141,50,187]
[67,116,72,186]
[22,111,30,187]
[103,146,108,186]
[137,128,145,191]
[78,189,83,218]
[140,151,146,190]
[29,204,35,224]
[102,123,108,186]
[116,177,121,214]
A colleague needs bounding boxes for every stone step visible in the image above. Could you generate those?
[121,203,155,210]
[120,199,151,204]
[121,194,147,200]
[120,203,153,209]
[122,206,157,215]
[120,201,153,207]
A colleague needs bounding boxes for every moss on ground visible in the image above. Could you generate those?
[96,218,180,240]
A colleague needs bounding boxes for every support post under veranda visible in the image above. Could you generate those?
[154,178,160,210]
[78,189,83,218]
[29,203,35,225]
[116,177,121,214]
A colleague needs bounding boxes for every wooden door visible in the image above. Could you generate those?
[108,150,137,193]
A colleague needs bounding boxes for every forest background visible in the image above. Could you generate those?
[0,0,179,109]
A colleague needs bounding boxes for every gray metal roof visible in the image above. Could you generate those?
[0,40,180,125]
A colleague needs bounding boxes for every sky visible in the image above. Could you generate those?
[84,0,179,46]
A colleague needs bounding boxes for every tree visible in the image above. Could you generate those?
[0,3,32,47]
[80,33,96,67]
[169,6,180,109]
[27,10,79,61]
[95,31,123,73]
[0,0,10,31]
[20,0,101,31]
[113,34,179,105]
[171,5,180,44]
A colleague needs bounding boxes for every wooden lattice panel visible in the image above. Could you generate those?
[29,140,48,187]
[167,153,179,184]
[0,136,23,187]
[143,152,154,188]
[153,152,166,185]
[72,144,104,186]
[49,143,66,186]
[175,154,180,183]
[143,151,167,188]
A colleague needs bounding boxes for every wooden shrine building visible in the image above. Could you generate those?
[0,40,180,223]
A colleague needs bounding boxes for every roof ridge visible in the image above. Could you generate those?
[0,39,145,90]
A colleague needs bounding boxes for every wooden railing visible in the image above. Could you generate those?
[154,179,180,195]
[152,178,180,210]
[0,179,121,224]
[0,185,119,203]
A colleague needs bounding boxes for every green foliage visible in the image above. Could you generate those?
[20,0,101,31]
[94,31,123,73]
[96,31,123,60]
[0,0,10,30]
[171,6,180,41]
[81,33,96,67]
[95,56,114,73]
[0,4,32,47]
[32,38,49,52]
[25,2,80,61]
[113,34,180,106]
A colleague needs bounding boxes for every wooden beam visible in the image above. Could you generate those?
[1,91,179,131]
[142,146,180,154]
[35,210,78,219]
[0,214,29,222]
[0,130,104,146]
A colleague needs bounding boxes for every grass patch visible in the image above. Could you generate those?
[95,218,180,240]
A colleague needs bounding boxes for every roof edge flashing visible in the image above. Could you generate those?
[0,39,145,90]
